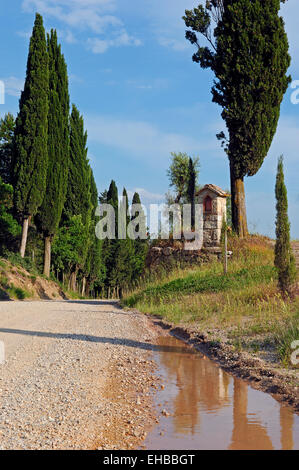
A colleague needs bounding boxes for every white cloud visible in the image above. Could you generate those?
[87,38,109,54]
[87,31,141,54]
[145,0,299,59]
[17,30,32,39]
[127,188,164,203]
[63,29,77,44]
[22,0,142,53]
[157,37,189,52]
[1,77,24,97]
[85,114,204,163]
[22,0,118,33]
[140,0,199,52]
[69,73,83,84]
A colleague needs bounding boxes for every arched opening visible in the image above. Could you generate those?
[204,195,212,213]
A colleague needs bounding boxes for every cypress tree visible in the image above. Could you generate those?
[184,1,291,236]
[122,187,131,229]
[85,172,104,297]
[131,192,148,281]
[61,104,90,290]
[63,105,89,224]
[13,13,49,257]
[0,113,15,184]
[187,158,196,229]
[114,188,135,292]
[37,29,70,277]
[103,180,119,290]
[107,180,118,219]
[274,156,296,294]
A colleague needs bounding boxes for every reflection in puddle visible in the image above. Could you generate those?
[143,336,299,450]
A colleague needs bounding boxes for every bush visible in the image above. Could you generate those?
[7,284,30,300]
[274,317,299,366]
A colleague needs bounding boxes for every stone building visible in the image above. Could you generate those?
[196,184,228,249]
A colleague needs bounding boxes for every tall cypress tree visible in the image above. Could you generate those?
[61,104,90,290]
[131,192,148,281]
[103,180,119,290]
[85,171,104,296]
[13,13,49,257]
[274,156,296,294]
[184,1,291,237]
[37,29,70,277]
[113,188,135,292]
[107,180,118,219]
[187,158,196,229]
[63,104,89,224]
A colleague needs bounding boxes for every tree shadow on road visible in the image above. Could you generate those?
[65,300,120,306]
[0,328,197,355]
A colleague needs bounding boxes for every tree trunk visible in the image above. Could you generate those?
[85,282,90,299]
[43,236,51,277]
[70,267,78,292]
[81,276,86,297]
[230,165,248,237]
[20,216,30,258]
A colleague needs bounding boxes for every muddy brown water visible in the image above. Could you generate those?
[143,336,299,450]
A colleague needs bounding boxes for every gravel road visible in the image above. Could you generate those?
[0,300,159,450]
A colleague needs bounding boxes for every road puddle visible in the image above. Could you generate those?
[143,335,299,450]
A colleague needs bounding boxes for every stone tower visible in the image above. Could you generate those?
[196,184,228,249]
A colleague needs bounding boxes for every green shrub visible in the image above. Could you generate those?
[7,284,30,300]
[274,317,299,366]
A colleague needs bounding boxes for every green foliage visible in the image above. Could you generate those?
[0,272,31,300]
[107,180,118,214]
[83,171,105,291]
[7,284,30,300]
[99,184,148,293]
[184,1,290,180]
[0,178,21,254]
[62,105,89,224]
[274,316,299,366]
[274,156,297,293]
[37,29,70,238]
[187,158,196,227]
[52,215,87,274]
[125,265,276,307]
[101,180,119,289]
[13,13,49,218]
[226,193,232,228]
[184,1,290,234]
[0,113,15,184]
[1,15,106,297]
[167,152,199,203]
[2,250,38,274]
[131,192,148,280]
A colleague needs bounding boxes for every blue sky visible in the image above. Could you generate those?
[1,0,299,238]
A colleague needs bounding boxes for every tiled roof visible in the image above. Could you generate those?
[196,184,228,197]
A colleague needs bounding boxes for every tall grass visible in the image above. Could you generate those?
[274,317,299,366]
[122,235,299,368]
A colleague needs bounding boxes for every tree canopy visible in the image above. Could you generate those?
[184,0,291,236]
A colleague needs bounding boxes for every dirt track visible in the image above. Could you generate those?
[0,300,159,450]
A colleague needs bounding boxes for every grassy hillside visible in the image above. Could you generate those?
[0,257,67,301]
[123,236,299,368]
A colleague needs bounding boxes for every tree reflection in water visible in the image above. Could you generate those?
[144,335,297,450]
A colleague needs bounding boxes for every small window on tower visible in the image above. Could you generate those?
[204,195,212,213]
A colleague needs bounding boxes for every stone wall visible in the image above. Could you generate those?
[146,245,220,271]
